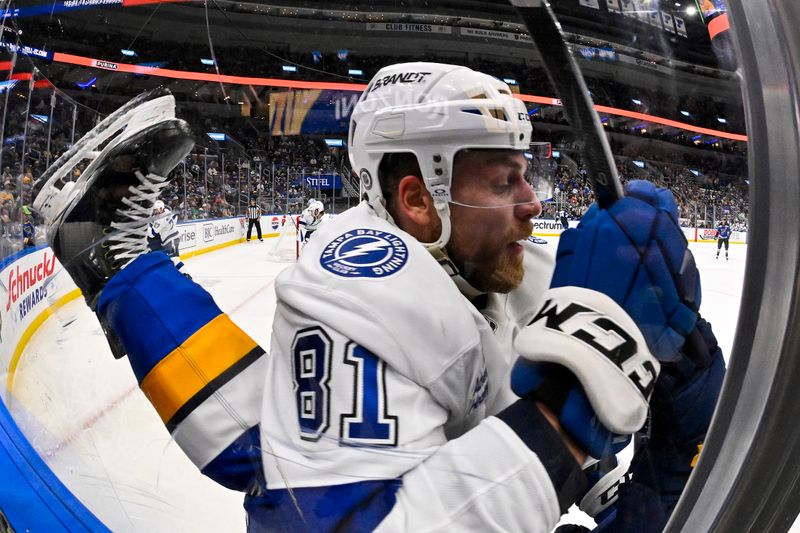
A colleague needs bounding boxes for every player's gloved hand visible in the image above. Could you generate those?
[514,180,698,458]
[551,179,701,362]
[603,316,726,533]
[512,286,659,458]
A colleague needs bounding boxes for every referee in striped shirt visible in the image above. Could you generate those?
[246,198,263,242]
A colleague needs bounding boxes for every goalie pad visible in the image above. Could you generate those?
[514,286,659,435]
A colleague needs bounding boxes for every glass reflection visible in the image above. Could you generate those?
[0,1,745,531]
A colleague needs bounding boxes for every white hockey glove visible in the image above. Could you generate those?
[511,286,660,458]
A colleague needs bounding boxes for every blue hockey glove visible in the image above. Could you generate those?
[551,180,701,362]
[628,316,725,520]
[513,180,696,459]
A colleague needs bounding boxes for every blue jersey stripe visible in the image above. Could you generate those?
[245,479,401,532]
[200,425,265,493]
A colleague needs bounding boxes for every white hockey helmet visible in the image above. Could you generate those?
[153,199,165,213]
[349,62,532,249]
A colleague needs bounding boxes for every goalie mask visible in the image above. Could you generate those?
[349,62,534,250]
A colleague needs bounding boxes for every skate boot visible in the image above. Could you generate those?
[34,89,194,358]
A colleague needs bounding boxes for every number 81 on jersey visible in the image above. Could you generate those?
[291,327,398,446]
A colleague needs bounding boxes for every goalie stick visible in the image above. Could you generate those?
[508,0,623,208]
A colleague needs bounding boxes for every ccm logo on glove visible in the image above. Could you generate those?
[529,295,658,399]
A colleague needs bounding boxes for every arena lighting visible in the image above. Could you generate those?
[691,134,703,140]
[632,98,642,105]
[207,132,227,141]
[0,79,19,93]
[681,110,691,116]
[347,69,363,76]
[50,51,748,142]
[30,114,48,124]
[323,138,344,147]
[200,58,215,66]
[686,5,698,15]
[76,77,96,89]
[282,65,297,72]
[690,169,701,176]
[717,117,728,123]
[523,152,533,160]
[633,160,646,168]
[503,78,518,85]
[120,49,136,57]
[552,150,561,158]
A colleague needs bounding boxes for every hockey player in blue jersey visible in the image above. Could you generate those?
[716,219,732,260]
[35,67,724,533]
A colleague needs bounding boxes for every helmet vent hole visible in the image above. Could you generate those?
[487,108,508,121]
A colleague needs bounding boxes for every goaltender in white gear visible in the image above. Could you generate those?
[254,62,657,531]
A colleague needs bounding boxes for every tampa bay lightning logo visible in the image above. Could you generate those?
[321,229,408,278]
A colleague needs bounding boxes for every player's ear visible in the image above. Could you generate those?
[395,174,437,230]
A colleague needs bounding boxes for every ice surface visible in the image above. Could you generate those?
[9,238,747,531]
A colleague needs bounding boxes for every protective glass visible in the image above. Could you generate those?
[449,144,555,209]
[0,1,759,532]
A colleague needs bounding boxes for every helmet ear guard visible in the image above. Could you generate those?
[349,62,533,250]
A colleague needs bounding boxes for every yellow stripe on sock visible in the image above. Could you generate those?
[140,314,258,424]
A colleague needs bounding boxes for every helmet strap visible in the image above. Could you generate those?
[425,235,485,301]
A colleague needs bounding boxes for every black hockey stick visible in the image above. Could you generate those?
[509,0,623,208]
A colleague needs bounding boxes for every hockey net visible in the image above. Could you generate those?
[266,215,301,262]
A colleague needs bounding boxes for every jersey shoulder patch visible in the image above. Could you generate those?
[320,228,409,279]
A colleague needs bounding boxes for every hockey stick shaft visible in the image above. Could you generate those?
[509,0,623,208]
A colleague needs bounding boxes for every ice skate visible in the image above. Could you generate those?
[33,89,194,357]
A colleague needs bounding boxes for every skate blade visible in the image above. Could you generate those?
[33,90,177,223]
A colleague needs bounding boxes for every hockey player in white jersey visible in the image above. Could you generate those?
[253,62,724,531]
[299,199,327,243]
[35,68,724,533]
[147,199,184,270]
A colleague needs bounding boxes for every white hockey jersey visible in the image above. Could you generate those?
[300,204,328,233]
[254,201,583,532]
[148,207,178,243]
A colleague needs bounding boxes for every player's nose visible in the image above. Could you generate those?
[516,185,542,220]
